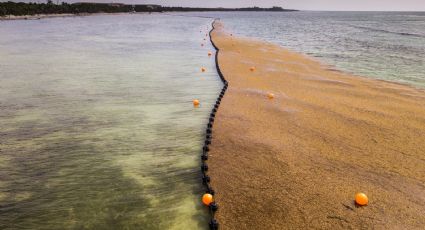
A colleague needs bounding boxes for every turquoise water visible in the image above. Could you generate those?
[0,14,220,229]
[196,11,425,88]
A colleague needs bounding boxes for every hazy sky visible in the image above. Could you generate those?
[4,0,425,11]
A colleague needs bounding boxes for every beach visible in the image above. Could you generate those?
[0,13,77,20]
[208,21,425,229]
[0,13,138,21]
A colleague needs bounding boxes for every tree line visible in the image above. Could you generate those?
[0,1,133,16]
[0,1,296,17]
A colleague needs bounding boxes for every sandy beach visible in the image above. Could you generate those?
[0,14,77,21]
[0,13,135,21]
[208,21,425,229]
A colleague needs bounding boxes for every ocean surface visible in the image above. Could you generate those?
[0,14,220,229]
[0,11,424,230]
[197,11,425,88]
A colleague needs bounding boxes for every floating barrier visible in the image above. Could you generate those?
[355,193,368,206]
[201,163,208,172]
[201,154,209,161]
[198,19,227,230]
[203,145,210,152]
[209,219,219,230]
[206,185,215,195]
[209,202,218,212]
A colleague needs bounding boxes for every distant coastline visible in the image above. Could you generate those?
[0,13,129,21]
[0,2,297,20]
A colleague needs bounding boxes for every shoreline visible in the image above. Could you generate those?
[0,13,137,21]
[1,13,83,21]
[208,21,425,229]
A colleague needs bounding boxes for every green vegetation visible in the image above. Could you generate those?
[0,1,296,17]
[0,1,133,16]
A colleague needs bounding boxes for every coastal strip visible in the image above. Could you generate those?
[0,13,71,20]
[0,2,296,21]
[209,21,425,229]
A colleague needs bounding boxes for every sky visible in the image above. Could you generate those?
[3,0,425,11]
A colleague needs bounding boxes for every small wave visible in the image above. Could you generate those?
[351,25,425,38]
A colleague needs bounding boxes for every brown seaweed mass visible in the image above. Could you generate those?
[209,21,425,229]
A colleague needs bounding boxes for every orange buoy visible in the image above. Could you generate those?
[250,66,256,72]
[208,52,212,56]
[355,193,368,206]
[202,193,213,206]
[193,99,200,107]
[267,93,275,99]
[201,67,206,72]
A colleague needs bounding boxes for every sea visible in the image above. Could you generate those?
[203,11,425,88]
[0,11,424,230]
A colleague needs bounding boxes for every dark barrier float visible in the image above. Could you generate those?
[200,19,227,230]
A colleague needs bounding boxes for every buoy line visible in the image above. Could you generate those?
[200,22,371,230]
[200,18,227,230]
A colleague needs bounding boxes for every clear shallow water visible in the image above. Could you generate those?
[196,11,425,88]
[0,14,220,229]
